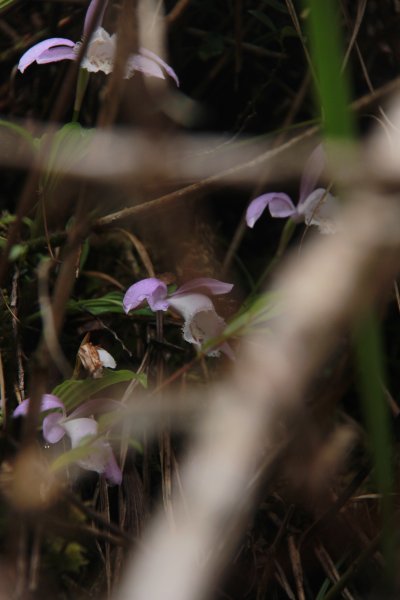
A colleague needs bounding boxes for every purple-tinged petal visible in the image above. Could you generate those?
[246,193,296,228]
[168,293,227,356]
[12,399,30,418]
[299,144,325,204]
[123,278,168,313]
[173,278,233,297]
[103,447,122,485]
[126,54,165,80]
[83,0,109,38]
[268,194,298,218]
[18,38,75,73]
[43,412,66,444]
[13,394,64,418]
[140,47,180,86]
[36,46,77,65]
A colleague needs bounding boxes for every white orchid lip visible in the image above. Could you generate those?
[168,293,226,355]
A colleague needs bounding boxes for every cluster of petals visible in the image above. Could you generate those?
[13,394,122,485]
[123,277,234,358]
[18,0,179,85]
[246,145,338,234]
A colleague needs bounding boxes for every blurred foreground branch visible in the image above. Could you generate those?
[116,187,400,600]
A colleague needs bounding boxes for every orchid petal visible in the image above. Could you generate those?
[126,54,165,80]
[140,47,180,86]
[18,38,75,73]
[79,27,115,74]
[123,277,169,313]
[83,0,109,38]
[246,193,296,227]
[297,187,338,234]
[13,394,64,418]
[299,144,325,204]
[36,46,77,65]
[42,412,66,444]
[62,417,98,446]
[174,278,233,297]
[168,293,227,355]
[62,417,121,484]
[97,348,116,369]
[103,447,123,485]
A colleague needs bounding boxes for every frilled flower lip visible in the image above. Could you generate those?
[123,277,234,357]
[12,394,122,485]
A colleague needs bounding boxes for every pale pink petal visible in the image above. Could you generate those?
[297,187,338,233]
[246,193,296,228]
[126,54,165,80]
[62,417,121,484]
[173,278,233,297]
[42,412,66,444]
[123,278,168,313]
[18,38,75,73]
[168,293,227,356]
[13,394,64,418]
[103,447,123,485]
[62,417,97,447]
[83,0,108,38]
[36,46,77,64]
[140,47,180,86]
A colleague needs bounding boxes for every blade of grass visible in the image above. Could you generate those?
[305,0,394,578]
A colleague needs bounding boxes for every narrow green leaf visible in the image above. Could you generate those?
[305,0,355,139]
[355,312,395,575]
[53,370,147,411]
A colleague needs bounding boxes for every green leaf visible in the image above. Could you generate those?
[0,119,37,149]
[67,291,154,316]
[50,441,99,473]
[67,291,125,315]
[40,123,93,195]
[355,311,395,574]
[45,536,88,574]
[52,369,147,411]
[305,0,355,139]
[8,244,27,262]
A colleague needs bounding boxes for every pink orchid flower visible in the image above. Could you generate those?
[13,394,122,485]
[18,0,179,85]
[246,146,338,234]
[123,277,234,358]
